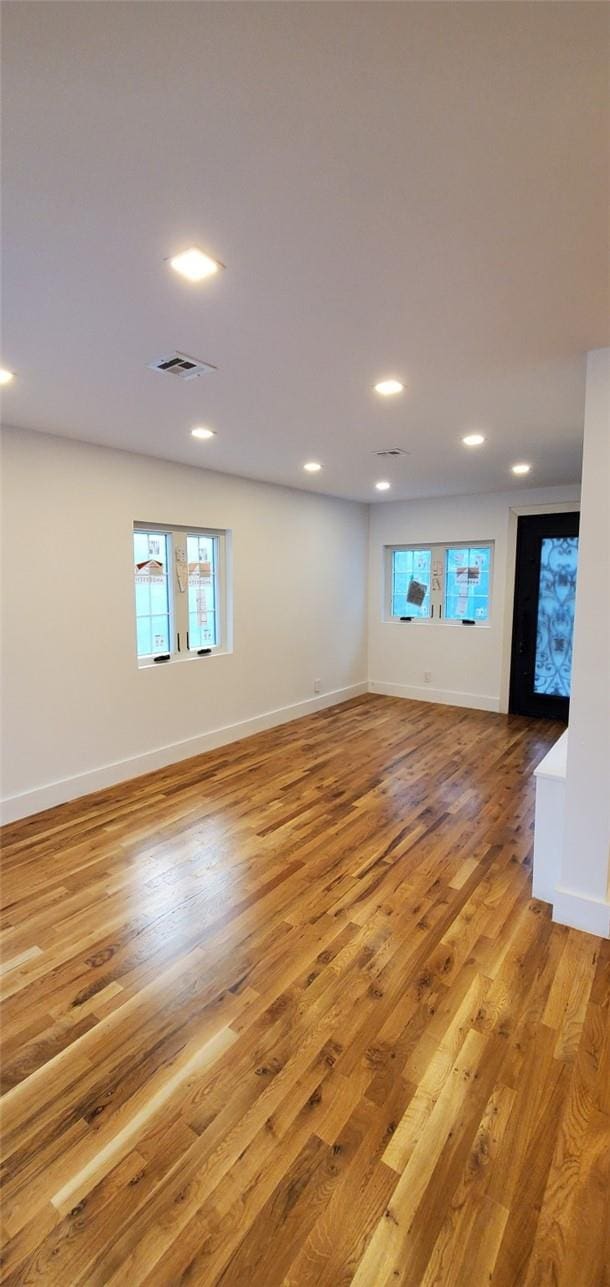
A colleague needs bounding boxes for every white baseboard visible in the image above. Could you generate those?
[0,682,368,825]
[368,680,499,713]
[552,886,610,938]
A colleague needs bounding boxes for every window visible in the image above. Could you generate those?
[134,530,172,657]
[444,545,492,622]
[390,548,432,619]
[133,524,228,662]
[187,532,218,650]
[385,542,493,623]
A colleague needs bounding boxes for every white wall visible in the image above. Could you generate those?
[0,425,587,828]
[368,483,580,712]
[555,348,610,937]
[0,427,368,821]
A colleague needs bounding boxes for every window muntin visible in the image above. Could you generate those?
[391,548,432,618]
[444,545,492,622]
[133,524,226,663]
[134,531,171,658]
[385,541,493,623]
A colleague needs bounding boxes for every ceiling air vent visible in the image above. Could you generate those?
[148,352,217,380]
[374,447,409,458]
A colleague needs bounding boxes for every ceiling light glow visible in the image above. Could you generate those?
[0,368,15,385]
[375,480,391,491]
[512,462,531,475]
[374,379,404,397]
[462,433,485,447]
[191,426,216,440]
[170,248,222,282]
[304,461,322,472]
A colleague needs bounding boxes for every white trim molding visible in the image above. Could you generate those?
[552,886,610,938]
[0,683,368,825]
[532,730,568,904]
[368,679,499,712]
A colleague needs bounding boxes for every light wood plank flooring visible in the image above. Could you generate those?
[1,694,608,1285]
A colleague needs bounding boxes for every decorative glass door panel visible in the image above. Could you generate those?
[534,537,578,697]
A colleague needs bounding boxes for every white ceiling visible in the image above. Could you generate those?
[2,2,608,502]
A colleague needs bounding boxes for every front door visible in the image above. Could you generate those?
[509,512,580,719]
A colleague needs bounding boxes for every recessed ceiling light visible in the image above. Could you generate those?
[0,368,15,385]
[374,379,404,397]
[512,462,531,475]
[169,248,222,282]
[191,426,216,440]
[462,433,485,447]
[304,461,322,472]
[375,480,391,491]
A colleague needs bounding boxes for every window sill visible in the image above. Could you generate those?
[137,647,232,670]
[384,618,491,629]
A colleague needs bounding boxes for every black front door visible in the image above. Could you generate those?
[509,512,580,719]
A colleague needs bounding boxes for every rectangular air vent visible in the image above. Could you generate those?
[374,448,409,458]
[148,352,217,380]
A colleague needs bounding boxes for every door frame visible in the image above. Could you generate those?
[498,501,580,714]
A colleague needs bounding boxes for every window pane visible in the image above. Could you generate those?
[534,537,578,696]
[136,617,152,657]
[149,579,168,614]
[444,546,491,621]
[135,579,150,616]
[133,532,151,563]
[391,549,431,618]
[150,616,170,653]
[133,532,171,656]
[189,611,217,646]
[187,534,218,647]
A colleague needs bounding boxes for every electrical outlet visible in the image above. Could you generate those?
[424,670,432,684]
[313,678,321,694]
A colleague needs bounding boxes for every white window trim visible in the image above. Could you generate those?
[384,540,494,627]
[133,523,231,667]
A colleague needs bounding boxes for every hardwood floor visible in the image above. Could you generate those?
[1,694,608,1286]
